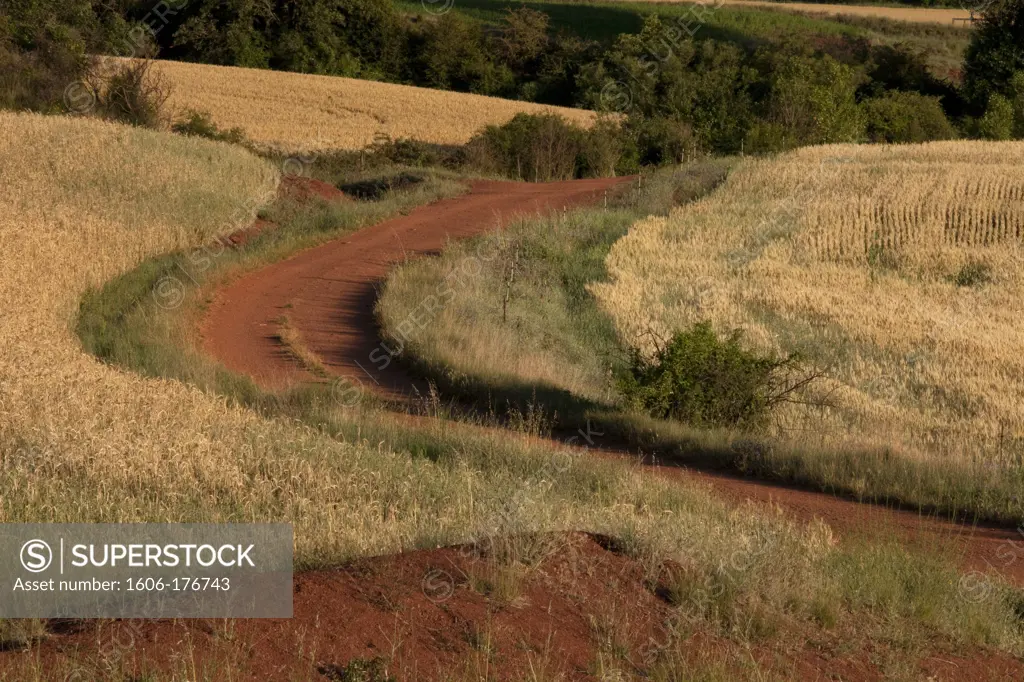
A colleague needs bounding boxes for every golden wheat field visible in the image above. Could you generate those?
[633,0,974,26]
[0,111,839,573]
[593,141,1024,472]
[138,59,599,153]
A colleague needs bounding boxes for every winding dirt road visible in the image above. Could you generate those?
[203,178,627,395]
[201,178,1024,586]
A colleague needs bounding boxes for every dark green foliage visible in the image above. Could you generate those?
[2,0,1011,152]
[171,0,406,78]
[580,117,634,177]
[862,91,957,143]
[469,113,584,181]
[757,51,865,147]
[962,0,1024,112]
[0,0,132,113]
[171,109,246,144]
[620,323,812,428]
[171,0,274,68]
[409,13,512,95]
[467,113,632,181]
[977,93,1016,140]
[494,8,550,73]
[1014,72,1024,137]
[629,116,700,166]
[577,16,758,155]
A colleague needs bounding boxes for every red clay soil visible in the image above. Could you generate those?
[4,534,1021,681]
[280,174,351,203]
[221,175,350,247]
[199,178,1024,589]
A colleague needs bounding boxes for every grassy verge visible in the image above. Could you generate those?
[69,155,1024,668]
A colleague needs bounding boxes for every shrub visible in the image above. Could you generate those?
[1012,71,1024,138]
[469,113,583,181]
[412,13,513,96]
[619,322,820,428]
[977,93,1015,140]
[630,116,700,166]
[172,109,246,144]
[93,59,170,128]
[861,91,957,143]
[743,121,792,154]
[580,116,632,177]
[764,53,865,145]
[0,0,116,113]
[468,113,632,181]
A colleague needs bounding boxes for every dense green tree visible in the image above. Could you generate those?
[1011,71,1024,137]
[962,0,1024,112]
[977,93,1016,140]
[760,52,865,146]
[172,0,274,68]
[577,16,756,154]
[270,0,404,78]
[861,91,957,143]
[411,13,513,95]
[0,0,132,111]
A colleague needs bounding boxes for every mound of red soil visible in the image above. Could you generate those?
[221,175,350,247]
[1,533,1019,681]
[279,174,350,203]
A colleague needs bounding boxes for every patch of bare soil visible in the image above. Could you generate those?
[2,534,1020,681]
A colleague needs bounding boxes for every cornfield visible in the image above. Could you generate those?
[141,59,600,154]
[593,141,1024,470]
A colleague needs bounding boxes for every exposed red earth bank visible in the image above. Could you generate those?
[6,534,1022,680]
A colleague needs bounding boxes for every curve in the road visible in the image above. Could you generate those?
[200,177,1024,587]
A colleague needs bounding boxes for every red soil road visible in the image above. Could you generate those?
[201,178,1024,587]
[202,177,627,395]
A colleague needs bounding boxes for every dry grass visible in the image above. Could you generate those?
[593,141,1024,488]
[630,0,974,27]
[133,59,599,154]
[276,314,330,378]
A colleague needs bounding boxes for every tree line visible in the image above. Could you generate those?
[3,0,1023,155]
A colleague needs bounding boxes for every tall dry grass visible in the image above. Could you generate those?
[593,142,1024,493]
[137,59,599,154]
